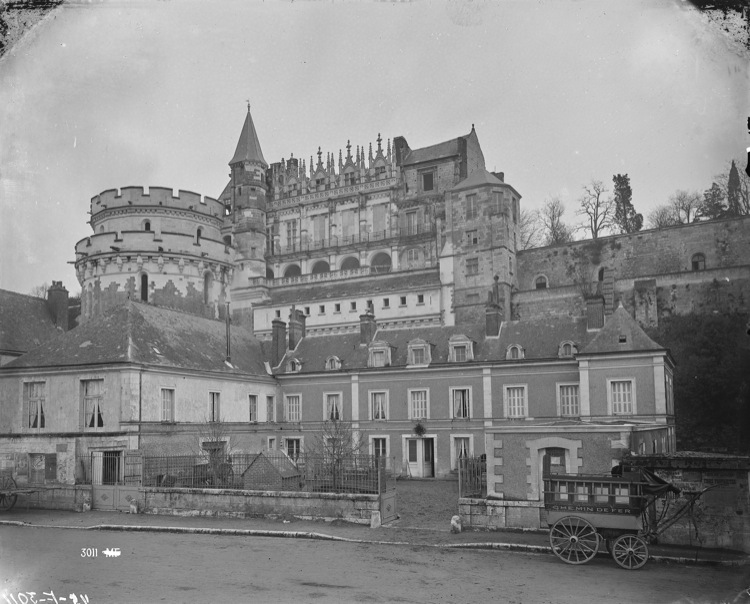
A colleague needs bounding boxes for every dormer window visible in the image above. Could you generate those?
[407,339,431,366]
[449,335,474,363]
[506,345,524,360]
[287,359,302,373]
[558,341,577,358]
[344,171,357,186]
[325,356,341,371]
[368,341,392,368]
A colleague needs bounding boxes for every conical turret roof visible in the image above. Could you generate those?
[230,106,267,166]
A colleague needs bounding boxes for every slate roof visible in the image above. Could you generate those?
[268,270,441,306]
[400,130,472,166]
[451,169,506,192]
[580,304,665,355]
[0,289,61,355]
[1,301,270,376]
[229,107,267,166]
[280,315,597,374]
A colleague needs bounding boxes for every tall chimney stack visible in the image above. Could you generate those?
[288,307,306,350]
[46,281,69,331]
[271,318,287,367]
[359,311,377,345]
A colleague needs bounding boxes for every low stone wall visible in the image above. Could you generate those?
[13,484,92,512]
[459,497,544,531]
[142,487,380,524]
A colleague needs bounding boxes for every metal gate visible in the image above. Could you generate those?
[91,450,142,511]
[377,456,397,523]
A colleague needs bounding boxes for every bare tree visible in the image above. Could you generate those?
[29,283,50,298]
[518,208,544,250]
[668,189,702,224]
[648,204,681,229]
[306,419,367,459]
[191,418,239,487]
[576,180,615,239]
[714,158,750,216]
[539,196,574,246]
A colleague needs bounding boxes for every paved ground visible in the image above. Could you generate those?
[1,479,747,566]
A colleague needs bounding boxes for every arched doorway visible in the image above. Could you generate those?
[371,252,392,274]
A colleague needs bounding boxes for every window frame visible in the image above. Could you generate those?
[285,393,302,423]
[324,391,343,421]
[325,356,341,371]
[450,386,472,419]
[23,380,47,431]
[369,390,389,421]
[285,437,303,461]
[408,388,430,420]
[506,345,524,360]
[450,434,474,471]
[421,170,435,192]
[81,378,105,431]
[608,378,636,415]
[369,435,390,469]
[208,391,221,422]
[248,393,258,423]
[161,387,175,423]
[556,383,581,417]
[449,335,474,362]
[691,253,706,271]
[466,257,479,276]
[466,194,477,220]
[503,384,528,419]
[266,395,276,423]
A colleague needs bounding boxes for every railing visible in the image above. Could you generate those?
[458,456,486,498]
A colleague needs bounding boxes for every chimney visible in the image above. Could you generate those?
[485,275,505,335]
[271,319,286,367]
[288,307,306,350]
[46,281,69,331]
[492,171,504,182]
[586,296,605,330]
[359,311,377,345]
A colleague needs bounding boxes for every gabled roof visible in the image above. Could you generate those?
[229,107,267,166]
[400,130,473,166]
[451,169,505,192]
[242,451,301,479]
[0,289,61,355]
[580,304,664,355]
[2,301,269,376]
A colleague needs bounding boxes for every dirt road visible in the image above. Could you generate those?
[1,527,748,604]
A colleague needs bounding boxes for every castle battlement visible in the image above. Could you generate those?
[91,187,224,218]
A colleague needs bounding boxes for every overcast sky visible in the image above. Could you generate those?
[0,0,746,296]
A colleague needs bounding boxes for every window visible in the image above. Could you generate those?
[350,301,357,311]
[506,345,524,360]
[140,273,148,302]
[82,379,104,429]
[161,388,175,422]
[286,438,302,461]
[466,230,478,246]
[609,380,635,415]
[383,298,390,308]
[406,248,420,267]
[535,275,548,289]
[370,391,388,420]
[453,345,467,362]
[345,171,356,186]
[286,219,298,251]
[466,258,479,275]
[208,392,220,422]
[335,303,341,313]
[411,346,426,365]
[409,389,429,419]
[144,220,151,232]
[319,305,325,314]
[266,395,275,422]
[449,335,474,362]
[400,296,407,306]
[24,382,46,430]
[504,385,527,418]
[417,294,424,304]
[325,356,341,370]
[249,394,258,422]
[285,395,301,422]
[451,388,471,419]
[196,228,202,244]
[466,194,477,220]
[558,384,580,417]
[368,342,392,367]
[406,211,418,235]
[691,253,705,271]
[492,191,502,214]
[275,310,281,318]
[558,341,576,357]
[287,359,302,373]
[454,437,470,470]
[371,350,385,367]
[372,437,387,459]
[422,171,434,192]
[325,393,342,420]
[665,373,674,414]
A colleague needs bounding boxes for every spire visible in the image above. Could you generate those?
[229,105,267,166]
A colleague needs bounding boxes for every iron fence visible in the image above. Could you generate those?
[458,456,486,498]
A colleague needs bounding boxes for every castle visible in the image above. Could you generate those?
[0,108,748,535]
[73,106,750,338]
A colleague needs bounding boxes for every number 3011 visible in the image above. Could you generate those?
[81,548,98,557]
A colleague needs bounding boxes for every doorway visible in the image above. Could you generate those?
[405,437,435,478]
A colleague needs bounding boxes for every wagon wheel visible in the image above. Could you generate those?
[549,516,600,565]
[611,534,649,570]
[0,475,18,512]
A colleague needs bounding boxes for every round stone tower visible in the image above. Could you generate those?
[74,186,233,323]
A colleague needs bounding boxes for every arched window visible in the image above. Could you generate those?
[558,341,576,358]
[325,356,341,371]
[691,253,706,271]
[341,256,360,271]
[144,220,151,232]
[506,345,524,360]
[287,359,302,373]
[283,264,302,278]
[266,267,275,280]
[406,248,420,268]
[203,272,213,305]
[311,260,330,274]
[535,275,548,290]
[140,273,148,302]
[371,252,392,274]
[598,267,605,282]
[196,228,202,244]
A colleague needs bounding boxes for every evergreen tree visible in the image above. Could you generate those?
[612,174,643,233]
[727,160,742,217]
[700,182,726,220]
